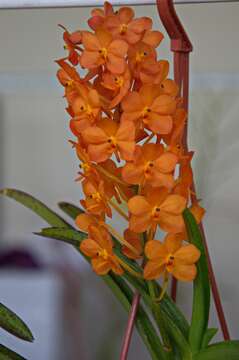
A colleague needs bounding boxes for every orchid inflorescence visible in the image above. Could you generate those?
[56,1,205,294]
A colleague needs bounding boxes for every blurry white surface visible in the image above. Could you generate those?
[0,271,60,360]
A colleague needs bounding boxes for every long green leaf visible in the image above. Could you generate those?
[194,341,239,360]
[0,344,27,360]
[58,201,84,219]
[183,209,210,353]
[0,303,34,342]
[0,189,72,228]
[201,328,218,348]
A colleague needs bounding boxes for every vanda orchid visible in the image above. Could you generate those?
[1,2,238,360]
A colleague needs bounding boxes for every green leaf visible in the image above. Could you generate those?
[201,328,218,348]
[0,303,34,342]
[34,227,86,248]
[58,201,84,219]
[194,341,239,360]
[183,209,210,353]
[0,189,72,228]
[0,344,27,360]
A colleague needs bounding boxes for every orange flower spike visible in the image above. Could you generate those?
[122,229,143,260]
[82,118,136,163]
[105,7,152,45]
[121,84,176,134]
[128,187,187,234]
[80,225,123,275]
[80,29,128,74]
[143,234,201,281]
[122,143,178,189]
[101,67,131,108]
[81,179,112,218]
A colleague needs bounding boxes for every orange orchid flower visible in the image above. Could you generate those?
[80,29,128,74]
[82,118,135,163]
[88,1,114,30]
[101,67,131,108]
[69,86,101,136]
[128,41,156,78]
[143,233,201,281]
[81,179,112,217]
[121,229,143,260]
[80,225,123,275]
[59,25,82,65]
[121,84,176,134]
[122,143,178,189]
[105,7,152,44]
[128,187,187,234]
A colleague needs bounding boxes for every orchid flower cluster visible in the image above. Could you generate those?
[56,1,205,292]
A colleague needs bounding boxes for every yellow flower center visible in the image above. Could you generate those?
[166,254,175,268]
[142,106,151,118]
[66,79,74,87]
[99,47,108,59]
[135,51,148,63]
[144,161,154,177]
[120,24,128,34]
[80,162,90,172]
[98,248,109,260]
[152,206,161,219]
[107,136,117,149]
[91,192,102,202]
[114,76,124,88]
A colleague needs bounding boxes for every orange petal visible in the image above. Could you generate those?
[144,260,165,280]
[75,213,96,232]
[92,257,111,275]
[155,152,178,173]
[88,143,112,163]
[144,240,167,260]
[129,213,151,233]
[129,17,152,33]
[164,233,183,254]
[174,244,201,264]
[121,92,142,112]
[147,113,173,134]
[172,264,197,282]
[143,30,164,48]
[158,214,185,234]
[122,163,144,185]
[80,238,101,257]
[80,50,102,69]
[160,195,187,214]
[82,126,108,144]
[107,54,126,74]
[118,7,134,23]
[151,94,176,114]
[128,195,150,215]
[118,141,135,161]
[82,31,100,50]
[109,39,128,57]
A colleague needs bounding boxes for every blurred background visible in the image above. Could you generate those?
[0,1,239,359]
